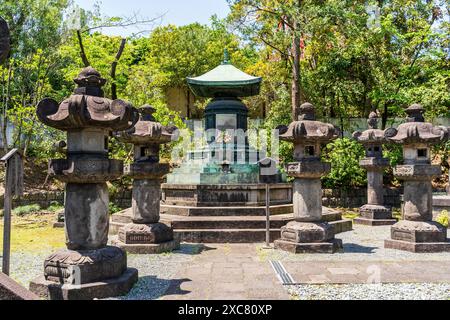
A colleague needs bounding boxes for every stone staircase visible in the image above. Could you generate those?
[110,204,353,244]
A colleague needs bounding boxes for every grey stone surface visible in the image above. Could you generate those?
[384,104,449,252]
[292,179,322,222]
[118,223,174,244]
[275,103,341,254]
[0,272,39,300]
[132,179,162,224]
[42,246,127,285]
[353,111,395,226]
[32,67,139,300]
[65,183,109,250]
[30,268,138,301]
[162,183,293,207]
[114,106,178,254]
[111,239,180,254]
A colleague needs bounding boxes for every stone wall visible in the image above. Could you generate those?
[0,190,132,210]
[1,187,403,210]
[322,188,403,209]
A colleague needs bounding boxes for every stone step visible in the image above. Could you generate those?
[163,214,293,230]
[174,228,282,244]
[160,204,294,217]
[174,220,353,244]
[111,207,344,225]
[330,219,353,234]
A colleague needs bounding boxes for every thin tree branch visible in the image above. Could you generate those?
[111,38,127,100]
[76,30,90,67]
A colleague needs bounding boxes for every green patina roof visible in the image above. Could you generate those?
[187,49,262,98]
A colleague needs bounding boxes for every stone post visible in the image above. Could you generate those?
[384,104,450,253]
[274,103,343,254]
[353,111,396,226]
[30,67,140,300]
[112,106,180,254]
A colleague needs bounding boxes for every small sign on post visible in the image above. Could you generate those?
[1,149,24,275]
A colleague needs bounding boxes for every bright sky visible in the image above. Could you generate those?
[73,0,231,36]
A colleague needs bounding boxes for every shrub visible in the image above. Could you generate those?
[109,203,123,215]
[322,138,367,189]
[47,202,64,213]
[12,204,42,217]
[436,210,449,228]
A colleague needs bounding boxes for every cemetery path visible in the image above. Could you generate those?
[159,225,450,300]
[161,244,290,300]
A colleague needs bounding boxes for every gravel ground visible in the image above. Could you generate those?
[3,224,450,300]
[2,244,202,300]
[262,224,450,262]
[5,251,51,288]
[115,244,202,300]
[288,283,450,300]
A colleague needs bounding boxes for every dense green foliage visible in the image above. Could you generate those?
[0,0,448,189]
[322,138,367,189]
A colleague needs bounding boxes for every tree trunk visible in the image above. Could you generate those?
[291,0,302,121]
[382,102,388,130]
[186,88,191,119]
[291,29,301,121]
[111,38,126,100]
[2,62,12,152]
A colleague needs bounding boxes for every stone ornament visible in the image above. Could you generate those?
[274,103,344,254]
[30,67,139,300]
[384,104,450,253]
[37,68,138,132]
[112,106,180,254]
[353,111,397,226]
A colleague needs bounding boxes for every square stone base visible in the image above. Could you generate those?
[111,239,180,254]
[29,268,138,300]
[384,239,450,253]
[52,222,65,228]
[274,239,343,254]
[354,217,397,226]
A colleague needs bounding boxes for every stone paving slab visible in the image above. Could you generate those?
[282,261,450,284]
[121,225,450,300]
[160,233,450,300]
[162,244,290,300]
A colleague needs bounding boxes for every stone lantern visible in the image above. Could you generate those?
[274,103,343,253]
[30,67,140,300]
[384,104,450,252]
[112,105,180,254]
[353,111,397,226]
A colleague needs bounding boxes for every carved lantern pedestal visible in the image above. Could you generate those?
[274,103,343,254]
[353,111,397,226]
[112,106,180,254]
[29,68,140,300]
[384,104,450,253]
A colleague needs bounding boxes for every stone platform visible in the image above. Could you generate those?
[110,205,352,243]
[274,239,343,254]
[0,273,40,300]
[162,183,293,207]
[30,268,138,300]
[354,217,398,226]
[29,246,139,300]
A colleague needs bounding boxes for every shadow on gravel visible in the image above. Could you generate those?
[117,276,192,300]
[174,244,217,255]
[343,243,378,253]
